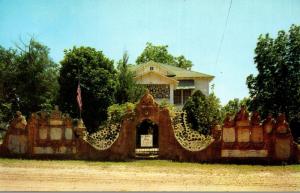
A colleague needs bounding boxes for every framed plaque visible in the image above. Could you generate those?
[141,134,153,147]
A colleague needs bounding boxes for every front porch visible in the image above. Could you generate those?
[143,83,193,108]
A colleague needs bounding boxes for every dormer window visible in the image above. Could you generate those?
[150,66,154,71]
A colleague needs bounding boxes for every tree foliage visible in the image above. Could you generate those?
[247,25,300,119]
[58,46,116,133]
[0,38,58,127]
[222,97,250,117]
[107,102,136,124]
[136,42,193,70]
[246,24,300,141]
[183,90,222,135]
[115,52,145,104]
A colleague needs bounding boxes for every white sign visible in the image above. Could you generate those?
[141,135,153,147]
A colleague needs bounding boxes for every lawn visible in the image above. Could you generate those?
[0,158,299,191]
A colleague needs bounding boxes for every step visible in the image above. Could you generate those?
[135,154,159,160]
[135,148,159,159]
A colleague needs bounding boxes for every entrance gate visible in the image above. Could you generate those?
[135,119,159,159]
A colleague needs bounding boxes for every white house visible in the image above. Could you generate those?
[130,61,214,108]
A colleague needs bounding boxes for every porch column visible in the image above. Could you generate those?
[170,84,174,104]
[181,89,183,106]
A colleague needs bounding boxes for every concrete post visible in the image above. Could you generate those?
[170,84,174,104]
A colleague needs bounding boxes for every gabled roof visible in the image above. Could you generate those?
[129,61,214,80]
[134,70,178,84]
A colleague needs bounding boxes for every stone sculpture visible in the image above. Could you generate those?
[14,111,27,130]
[275,113,290,134]
[263,114,274,134]
[251,111,261,126]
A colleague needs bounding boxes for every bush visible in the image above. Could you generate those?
[107,102,136,124]
[159,99,176,117]
[183,90,222,135]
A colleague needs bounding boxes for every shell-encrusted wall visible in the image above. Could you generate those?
[172,111,213,151]
[83,123,120,150]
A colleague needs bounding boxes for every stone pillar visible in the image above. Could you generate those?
[169,84,174,104]
[273,113,293,161]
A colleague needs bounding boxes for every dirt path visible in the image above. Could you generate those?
[0,159,300,191]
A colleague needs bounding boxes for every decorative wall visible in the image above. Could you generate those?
[221,107,298,162]
[0,93,299,164]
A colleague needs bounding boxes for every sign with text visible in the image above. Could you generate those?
[141,135,153,147]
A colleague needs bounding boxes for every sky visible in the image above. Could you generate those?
[0,0,299,105]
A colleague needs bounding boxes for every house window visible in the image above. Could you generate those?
[150,66,154,71]
[178,80,195,87]
[174,90,181,104]
[183,90,192,104]
[174,89,192,105]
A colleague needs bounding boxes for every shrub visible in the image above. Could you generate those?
[107,102,136,124]
[183,90,222,135]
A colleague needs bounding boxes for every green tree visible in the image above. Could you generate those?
[115,52,145,104]
[0,38,58,121]
[183,90,222,135]
[58,46,116,133]
[0,46,17,130]
[136,42,193,70]
[174,55,193,70]
[246,24,300,141]
[222,97,250,117]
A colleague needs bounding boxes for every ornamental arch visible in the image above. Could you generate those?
[122,90,171,158]
[135,119,159,148]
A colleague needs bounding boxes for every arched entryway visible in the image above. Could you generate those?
[135,119,159,159]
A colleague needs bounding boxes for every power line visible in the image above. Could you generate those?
[215,0,233,69]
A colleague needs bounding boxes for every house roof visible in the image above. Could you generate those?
[129,61,214,80]
[134,70,178,84]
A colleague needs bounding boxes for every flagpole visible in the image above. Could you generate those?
[77,65,82,119]
[79,81,82,120]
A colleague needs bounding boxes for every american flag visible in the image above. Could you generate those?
[76,83,82,111]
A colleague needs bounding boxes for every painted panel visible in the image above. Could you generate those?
[50,127,62,140]
[65,128,73,140]
[237,127,250,142]
[221,149,268,157]
[251,126,263,143]
[275,138,291,160]
[39,128,48,140]
[222,127,235,142]
[7,135,27,154]
[33,146,53,154]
